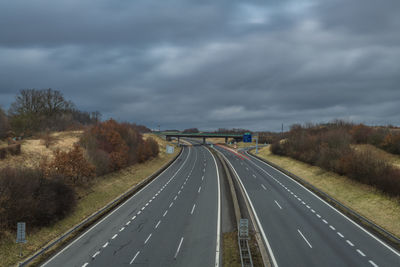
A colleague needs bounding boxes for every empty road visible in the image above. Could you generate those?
[215,145,400,267]
[42,143,221,267]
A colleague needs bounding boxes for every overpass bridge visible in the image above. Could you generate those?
[154,132,245,144]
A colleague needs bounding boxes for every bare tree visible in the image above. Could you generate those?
[0,107,9,138]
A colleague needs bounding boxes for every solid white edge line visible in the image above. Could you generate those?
[246,151,400,257]
[297,229,313,248]
[217,150,278,267]
[41,147,190,267]
[206,146,221,267]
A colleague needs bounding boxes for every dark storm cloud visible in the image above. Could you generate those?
[0,0,399,131]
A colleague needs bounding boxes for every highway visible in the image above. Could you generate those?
[41,143,221,267]
[214,145,400,267]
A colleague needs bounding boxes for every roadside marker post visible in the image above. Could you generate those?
[16,222,27,258]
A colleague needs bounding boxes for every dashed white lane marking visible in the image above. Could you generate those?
[301,201,306,205]
[102,242,109,248]
[174,196,177,200]
[202,175,204,180]
[368,260,378,267]
[297,229,312,248]
[174,237,184,259]
[169,202,174,208]
[130,251,140,264]
[337,232,344,238]
[112,234,118,239]
[82,263,89,267]
[191,204,196,214]
[178,190,181,195]
[119,227,125,232]
[246,167,249,171]
[163,210,168,217]
[322,219,328,224]
[141,206,145,211]
[152,196,155,200]
[126,221,131,226]
[357,249,366,257]
[198,186,202,193]
[144,233,152,244]
[329,225,336,231]
[253,174,256,178]
[316,214,321,218]
[145,202,149,207]
[132,215,136,220]
[92,251,100,258]
[181,185,184,189]
[306,205,310,209]
[137,211,142,215]
[311,209,315,213]
[274,200,282,209]
[155,220,161,229]
[346,240,354,247]
[261,184,267,190]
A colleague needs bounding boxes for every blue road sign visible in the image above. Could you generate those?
[243,133,252,143]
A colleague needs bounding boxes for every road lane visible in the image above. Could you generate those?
[215,145,400,267]
[42,144,221,267]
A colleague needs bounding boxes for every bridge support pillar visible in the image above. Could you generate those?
[203,137,206,145]
[225,137,228,144]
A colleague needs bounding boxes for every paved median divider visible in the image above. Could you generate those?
[210,146,271,267]
[21,147,183,267]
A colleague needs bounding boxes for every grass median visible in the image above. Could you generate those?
[254,146,400,238]
[0,134,180,267]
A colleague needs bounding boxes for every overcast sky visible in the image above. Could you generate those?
[1,0,399,131]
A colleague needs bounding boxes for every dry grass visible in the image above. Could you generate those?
[352,144,400,169]
[1,133,180,267]
[223,232,241,267]
[256,146,400,238]
[0,131,82,169]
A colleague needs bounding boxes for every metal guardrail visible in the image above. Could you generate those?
[247,149,400,251]
[18,148,183,267]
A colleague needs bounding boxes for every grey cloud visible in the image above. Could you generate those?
[0,0,399,131]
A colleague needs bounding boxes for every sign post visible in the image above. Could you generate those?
[16,222,26,257]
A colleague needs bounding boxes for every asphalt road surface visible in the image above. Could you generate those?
[215,145,400,267]
[41,143,221,267]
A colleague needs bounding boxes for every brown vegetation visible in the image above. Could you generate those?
[0,167,76,231]
[80,119,158,175]
[41,144,96,186]
[0,143,21,159]
[271,122,400,197]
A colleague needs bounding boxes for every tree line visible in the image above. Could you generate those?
[1,88,101,137]
[270,121,400,197]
